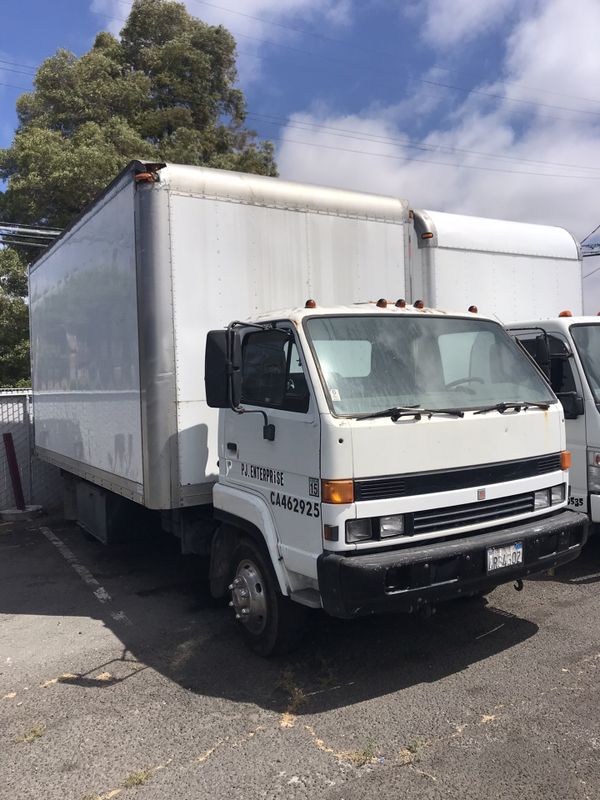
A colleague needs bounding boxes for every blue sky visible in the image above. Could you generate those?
[2,0,600,239]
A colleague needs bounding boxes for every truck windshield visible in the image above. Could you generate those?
[571,324,600,403]
[304,315,555,416]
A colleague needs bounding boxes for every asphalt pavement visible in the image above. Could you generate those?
[1,515,600,800]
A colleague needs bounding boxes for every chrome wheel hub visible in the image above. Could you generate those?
[229,558,268,635]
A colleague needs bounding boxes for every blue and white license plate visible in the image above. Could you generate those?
[487,542,523,572]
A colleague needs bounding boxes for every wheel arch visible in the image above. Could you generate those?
[212,484,290,596]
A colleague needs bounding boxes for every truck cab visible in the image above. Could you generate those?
[206,301,587,654]
[508,316,600,527]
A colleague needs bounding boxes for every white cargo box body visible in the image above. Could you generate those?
[30,162,409,509]
[409,209,582,321]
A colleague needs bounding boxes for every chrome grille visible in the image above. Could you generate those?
[410,492,535,535]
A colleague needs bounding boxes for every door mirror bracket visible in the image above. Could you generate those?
[234,405,276,441]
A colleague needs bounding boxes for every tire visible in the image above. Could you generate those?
[229,537,307,657]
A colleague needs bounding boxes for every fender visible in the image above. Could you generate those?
[212,483,291,595]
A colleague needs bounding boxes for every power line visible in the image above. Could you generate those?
[270,135,600,180]
[94,6,600,121]
[0,237,50,248]
[0,80,30,91]
[0,58,36,73]
[181,0,600,108]
[0,66,36,78]
[2,11,596,180]
[0,222,62,233]
[248,112,600,174]
[0,229,60,240]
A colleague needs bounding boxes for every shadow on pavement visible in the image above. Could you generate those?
[0,516,540,716]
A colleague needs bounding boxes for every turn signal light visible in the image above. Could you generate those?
[134,171,155,183]
[421,232,434,239]
[321,479,354,504]
[323,524,339,541]
[561,450,572,470]
[559,310,573,317]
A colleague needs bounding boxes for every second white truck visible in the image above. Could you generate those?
[410,208,600,530]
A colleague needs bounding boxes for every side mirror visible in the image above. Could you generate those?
[205,329,241,408]
[556,392,585,420]
[229,329,242,408]
[534,335,551,379]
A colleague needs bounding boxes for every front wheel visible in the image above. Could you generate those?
[228,538,307,656]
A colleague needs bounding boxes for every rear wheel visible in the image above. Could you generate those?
[228,538,306,656]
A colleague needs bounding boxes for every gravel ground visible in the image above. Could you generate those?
[1,515,599,800]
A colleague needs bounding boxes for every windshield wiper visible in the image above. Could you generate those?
[473,401,550,415]
[357,405,464,421]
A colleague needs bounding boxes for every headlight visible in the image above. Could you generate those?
[534,489,551,509]
[346,519,373,543]
[378,514,405,538]
[551,484,566,504]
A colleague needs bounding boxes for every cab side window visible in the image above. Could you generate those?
[512,330,577,395]
[241,330,310,413]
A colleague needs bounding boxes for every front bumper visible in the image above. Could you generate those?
[317,509,588,618]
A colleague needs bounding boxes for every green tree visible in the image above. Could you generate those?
[0,0,277,383]
[0,249,30,387]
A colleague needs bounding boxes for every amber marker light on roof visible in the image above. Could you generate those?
[305,299,317,308]
[321,479,354,504]
[468,305,478,313]
[395,298,406,308]
[414,300,424,309]
[376,298,388,308]
[559,310,573,317]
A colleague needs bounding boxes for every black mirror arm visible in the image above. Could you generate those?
[232,405,275,441]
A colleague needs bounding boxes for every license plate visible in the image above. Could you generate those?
[487,542,523,572]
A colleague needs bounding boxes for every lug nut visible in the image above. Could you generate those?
[228,584,234,590]
[228,601,234,607]
[241,608,250,616]
[235,614,241,619]
[239,589,248,598]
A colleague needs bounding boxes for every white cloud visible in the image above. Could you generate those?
[277,0,600,240]
[418,0,519,46]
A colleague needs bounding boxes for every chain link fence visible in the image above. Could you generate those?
[0,390,62,511]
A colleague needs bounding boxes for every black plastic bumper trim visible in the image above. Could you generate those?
[317,509,588,618]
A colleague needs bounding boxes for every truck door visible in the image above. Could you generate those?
[223,326,322,579]
[510,328,587,509]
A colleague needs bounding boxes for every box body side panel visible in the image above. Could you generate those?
[169,193,406,488]
[30,180,144,494]
[428,249,583,320]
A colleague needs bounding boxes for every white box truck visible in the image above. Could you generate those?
[409,209,600,528]
[29,162,587,654]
